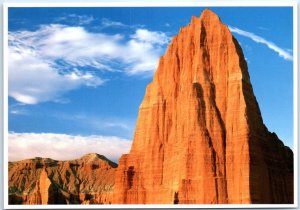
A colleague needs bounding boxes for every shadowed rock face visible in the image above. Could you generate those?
[8,153,117,204]
[113,9,293,204]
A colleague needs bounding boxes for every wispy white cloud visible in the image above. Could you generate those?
[100,18,127,28]
[99,18,144,30]
[55,14,95,25]
[8,132,131,162]
[10,109,26,115]
[9,24,170,104]
[258,26,269,31]
[126,29,170,74]
[57,112,135,139]
[9,103,28,115]
[61,113,133,132]
[229,26,293,61]
[130,29,170,45]
[8,36,103,104]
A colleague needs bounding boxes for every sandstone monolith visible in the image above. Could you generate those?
[114,9,293,204]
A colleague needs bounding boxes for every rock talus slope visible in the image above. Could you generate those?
[114,9,293,204]
[8,153,117,204]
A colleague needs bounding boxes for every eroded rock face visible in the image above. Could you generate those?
[114,9,293,204]
[38,169,52,204]
[8,153,117,204]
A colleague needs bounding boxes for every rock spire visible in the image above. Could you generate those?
[113,9,293,204]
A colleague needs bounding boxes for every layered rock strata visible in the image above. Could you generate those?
[8,153,116,204]
[113,9,293,204]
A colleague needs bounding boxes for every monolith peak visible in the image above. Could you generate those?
[113,9,293,204]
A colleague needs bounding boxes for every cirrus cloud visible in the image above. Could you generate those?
[100,18,127,28]
[55,14,95,25]
[229,26,293,61]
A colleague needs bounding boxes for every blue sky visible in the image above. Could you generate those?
[7,7,293,162]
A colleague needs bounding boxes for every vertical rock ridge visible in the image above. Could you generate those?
[114,9,293,204]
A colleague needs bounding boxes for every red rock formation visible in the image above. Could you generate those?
[8,153,117,204]
[114,9,293,204]
[38,169,52,204]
